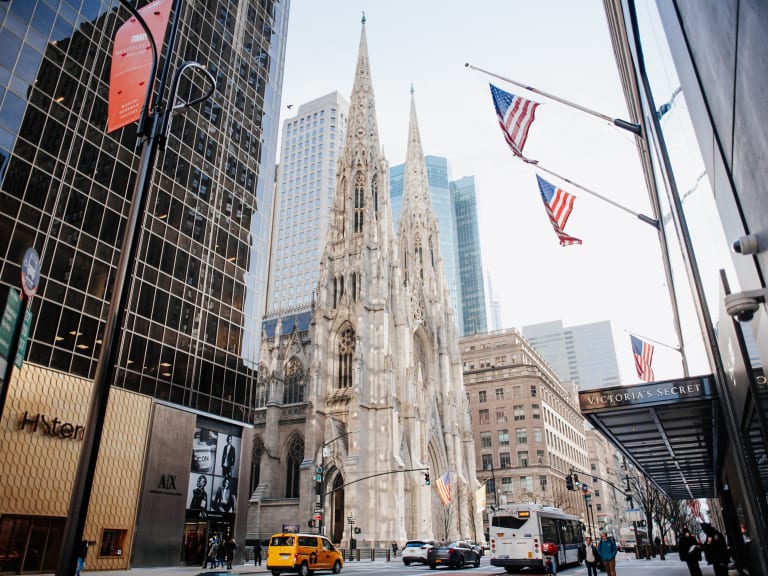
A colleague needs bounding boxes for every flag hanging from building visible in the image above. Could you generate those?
[688,499,703,520]
[489,84,540,163]
[535,175,582,246]
[631,335,655,382]
[436,471,451,505]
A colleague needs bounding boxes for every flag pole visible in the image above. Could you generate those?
[626,330,681,352]
[533,161,659,228]
[466,62,642,136]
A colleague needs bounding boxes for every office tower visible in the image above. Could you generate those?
[0,0,287,569]
[487,270,503,332]
[452,175,487,335]
[391,159,487,336]
[522,320,620,390]
[253,20,480,544]
[267,91,349,311]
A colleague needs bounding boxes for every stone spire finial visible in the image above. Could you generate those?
[362,11,366,24]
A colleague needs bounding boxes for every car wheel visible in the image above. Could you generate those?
[332,560,341,574]
[272,572,281,576]
[403,560,410,566]
[475,555,480,568]
[457,556,465,569]
[430,563,437,570]
[298,561,309,576]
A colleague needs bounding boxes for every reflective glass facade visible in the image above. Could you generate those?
[0,0,287,423]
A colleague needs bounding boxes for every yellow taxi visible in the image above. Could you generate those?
[266,533,344,576]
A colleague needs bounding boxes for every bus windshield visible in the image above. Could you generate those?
[491,515,528,530]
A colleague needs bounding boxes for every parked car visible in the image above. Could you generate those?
[427,540,481,569]
[402,539,434,565]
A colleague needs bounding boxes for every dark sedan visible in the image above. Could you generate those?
[427,540,481,569]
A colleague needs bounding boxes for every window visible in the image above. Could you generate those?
[501,477,514,493]
[283,357,305,404]
[515,428,527,444]
[534,427,543,442]
[285,436,304,498]
[480,431,492,448]
[496,407,507,423]
[100,529,127,557]
[530,385,537,397]
[591,463,597,471]
[512,385,522,398]
[596,504,603,512]
[539,475,547,488]
[481,454,493,470]
[531,403,540,419]
[337,324,355,388]
[478,390,487,403]
[495,387,504,400]
[479,409,490,425]
[518,451,529,467]
[536,449,545,464]
[514,404,525,421]
[499,452,511,469]
[498,429,510,446]
[519,476,532,492]
[595,489,601,497]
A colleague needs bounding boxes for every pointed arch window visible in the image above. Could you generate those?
[415,234,424,280]
[372,174,378,217]
[353,172,365,234]
[283,357,305,404]
[285,435,304,498]
[337,324,355,389]
[255,365,268,408]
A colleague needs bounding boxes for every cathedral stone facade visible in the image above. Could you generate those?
[248,20,482,547]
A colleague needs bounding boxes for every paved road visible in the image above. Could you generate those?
[59,551,733,576]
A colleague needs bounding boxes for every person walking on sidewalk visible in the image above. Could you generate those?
[679,528,703,576]
[702,523,730,576]
[578,536,600,576]
[597,533,618,576]
[254,540,262,565]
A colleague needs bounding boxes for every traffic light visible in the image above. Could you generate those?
[573,473,580,487]
[425,472,430,486]
[314,465,323,495]
[565,474,574,490]
[308,519,315,528]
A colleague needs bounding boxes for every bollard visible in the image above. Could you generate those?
[386,549,391,562]
[355,548,360,561]
[370,548,375,561]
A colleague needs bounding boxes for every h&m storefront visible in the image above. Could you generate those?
[0,364,251,572]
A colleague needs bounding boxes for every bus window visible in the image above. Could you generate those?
[492,516,527,529]
[540,518,557,543]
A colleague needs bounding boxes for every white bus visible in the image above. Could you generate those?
[489,504,583,573]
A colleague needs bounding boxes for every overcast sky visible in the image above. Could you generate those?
[276,0,718,384]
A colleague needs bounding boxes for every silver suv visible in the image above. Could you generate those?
[402,539,434,565]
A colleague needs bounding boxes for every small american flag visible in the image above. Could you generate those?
[536,175,582,246]
[436,471,451,505]
[490,84,540,163]
[631,335,655,382]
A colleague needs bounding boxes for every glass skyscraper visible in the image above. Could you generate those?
[0,0,287,569]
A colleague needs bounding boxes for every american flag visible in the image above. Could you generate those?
[436,471,451,506]
[689,499,703,520]
[490,84,540,163]
[535,175,582,246]
[631,335,655,382]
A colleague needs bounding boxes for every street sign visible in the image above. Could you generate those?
[347,516,356,525]
[314,504,324,512]
[13,308,33,369]
[0,288,22,375]
[20,248,40,298]
[313,513,322,521]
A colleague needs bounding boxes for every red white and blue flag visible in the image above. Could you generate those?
[535,175,582,246]
[631,335,655,382]
[436,471,451,506]
[490,84,540,163]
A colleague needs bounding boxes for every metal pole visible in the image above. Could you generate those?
[55,1,183,574]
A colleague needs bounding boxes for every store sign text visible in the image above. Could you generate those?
[19,411,85,440]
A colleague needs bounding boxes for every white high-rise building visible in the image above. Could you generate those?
[267,92,349,311]
[522,320,620,390]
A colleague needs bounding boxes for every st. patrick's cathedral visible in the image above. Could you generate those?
[247,19,482,546]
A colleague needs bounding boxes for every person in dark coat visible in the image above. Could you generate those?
[578,536,600,576]
[254,540,262,565]
[224,538,237,569]
[701,523,730,576]
[678,528,703,576]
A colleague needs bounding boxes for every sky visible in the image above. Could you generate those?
[276,0,714,384]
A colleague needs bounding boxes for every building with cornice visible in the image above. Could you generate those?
[249,19,481,547]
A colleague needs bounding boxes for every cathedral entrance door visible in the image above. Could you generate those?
[331,475,344,544]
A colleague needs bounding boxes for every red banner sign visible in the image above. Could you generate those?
[107,0,173,133]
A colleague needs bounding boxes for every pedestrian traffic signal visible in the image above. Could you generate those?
[425,473,430,486]
[314,465,323,482]
[565,474,574,490]
[308,519,315,528]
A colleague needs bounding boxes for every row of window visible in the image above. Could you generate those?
[476,403,540,424]
[472,384,538,403]
[480,427,544,448]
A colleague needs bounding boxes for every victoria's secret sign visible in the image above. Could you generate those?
[579,375,714,412]
[19,411,85,440]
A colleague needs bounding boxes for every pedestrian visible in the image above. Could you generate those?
[225,537,237,569]
[578,536,600,576]
[654,536,662,555]
[701,523,730,576]
[217,537,226,568]
[678,528,703,576]
[205,537,219,569]
[391,541,397,557]
[597,532,618,576]
[254,540,262,566]
[75,540,88,576]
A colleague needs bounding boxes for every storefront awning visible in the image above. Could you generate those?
[579,375,718,500]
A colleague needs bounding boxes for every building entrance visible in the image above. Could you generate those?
[0,515,65,573]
